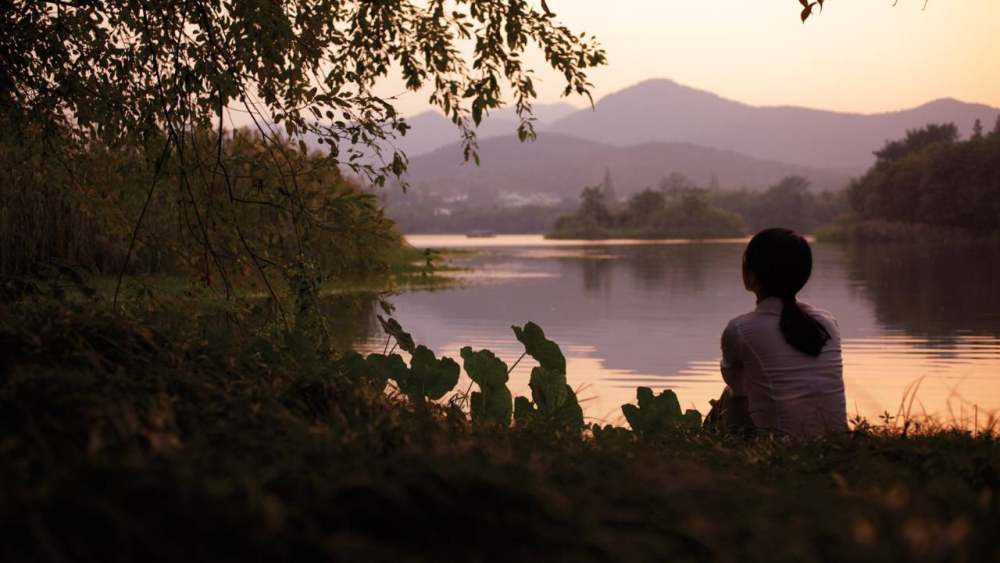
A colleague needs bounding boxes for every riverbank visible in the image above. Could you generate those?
[323,244,470,293]
[815,220,1000,245]
[546,216,744,241]
[1,298,996,562]
[80,244,468,304]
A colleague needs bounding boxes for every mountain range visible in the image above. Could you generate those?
[402,133,850,201]
[387,103,578,160]
[386,79,999,200]
[548,79,997,173]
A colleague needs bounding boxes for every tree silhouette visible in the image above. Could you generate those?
[800,0,928,22]
[972,119,984,140]
[850,128,1000,234]
[659,173,697,194]
[873,123,958,164]
[579,186,613,226]
[1,1,607,305]
[2,1,606,181]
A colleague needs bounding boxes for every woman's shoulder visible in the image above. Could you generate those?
[725,310,759,330]
[723,309,772,342]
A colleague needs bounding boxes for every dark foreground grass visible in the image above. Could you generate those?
[0,303,997,563]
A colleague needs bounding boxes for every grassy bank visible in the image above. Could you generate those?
[322,245,469,294]
[77,244,466,306]
[0,296,997,563]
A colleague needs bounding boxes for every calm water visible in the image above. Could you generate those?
[351,235,1000,428]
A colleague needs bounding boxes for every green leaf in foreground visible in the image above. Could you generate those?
[461,347,512,426]
[470,387,513,427]
[340,352,406,393]
[512,322,566,374]
[395,345,460,402]
[378,315,416,354]
[514,366,584,429]
[622,387,702,437]
[514,396,536,423]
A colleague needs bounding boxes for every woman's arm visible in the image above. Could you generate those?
[720,320,745,395]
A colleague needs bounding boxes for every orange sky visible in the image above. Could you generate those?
[382,0,1000,117]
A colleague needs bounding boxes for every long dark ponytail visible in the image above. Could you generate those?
[744,228,830,357]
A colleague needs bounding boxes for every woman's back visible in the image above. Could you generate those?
[717,228,848,437]
[721,297,847,436]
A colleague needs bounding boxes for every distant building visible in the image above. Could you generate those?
[602,167,618,204]
[495,191,561,208]
[442,194,469,204]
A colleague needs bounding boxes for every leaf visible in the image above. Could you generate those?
[683,409,703,428]
[461,347,512,426]
[470,387,513,427]
[341,351,405,392]
[527,366,583,428]
[621,387,702,437]
[378,299,395,316]
[800,1,816,22]
[529,366,568,411]
[364,353,408,392]
[511,322,565,374]
[377,315,415,354]
[396,345,459,402]
[514,395,536,423]
[460,346,508,388]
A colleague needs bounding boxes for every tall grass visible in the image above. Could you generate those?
[0,127,401,286]
[0,135,120,275]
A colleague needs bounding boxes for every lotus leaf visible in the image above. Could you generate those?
[340,351,405,392]
[516,366,584,428]
[377,315,416,354]
[513,396,536,423]
[395,345,459,402]
[470,387,513,427]
[460,347,509,388]
[461,346,512,426]
[511,322,566,374]
[622,387,702,437]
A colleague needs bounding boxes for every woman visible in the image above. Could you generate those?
[709,228,847,437]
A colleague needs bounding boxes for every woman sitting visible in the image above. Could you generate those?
[709,228,847,437]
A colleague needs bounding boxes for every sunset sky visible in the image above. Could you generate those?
[384,0,1000,117]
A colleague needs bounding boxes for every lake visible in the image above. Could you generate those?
[349,235,1000,429]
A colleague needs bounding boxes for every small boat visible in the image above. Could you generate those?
[466,230,496,238]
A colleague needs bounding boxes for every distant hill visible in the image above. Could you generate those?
[389,103,578,158]
[549,79,999,172]
[399,133,850,202]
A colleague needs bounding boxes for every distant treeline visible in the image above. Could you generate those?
[546,174,846,239]
[549,185,744,239]
[390,173,847,238]
[839,119,1000,240]
[709,177,846,235]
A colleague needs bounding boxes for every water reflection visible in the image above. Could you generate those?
[845,243,1000,340]
[347,235,1000,425]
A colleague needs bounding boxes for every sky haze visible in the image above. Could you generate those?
[381,1,1000,117]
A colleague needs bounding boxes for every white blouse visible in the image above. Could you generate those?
[720,297,847,436]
